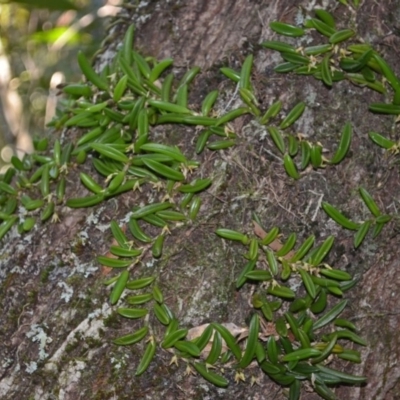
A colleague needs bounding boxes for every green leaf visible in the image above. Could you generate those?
[261,226,279,246]
[265,249,279,276]
[142,158,185,181]
[334,318,357,331]
[290,235,315,262]
[236,259,257,288]
[239,314,259,368]
[298,269,316,299]
[216,228,249,244]
[245,270,272,281]
[162,328,188,348]
[113,326,148,346]
[131,202,172,219]
[274,62,298,73]
[329,29,355,44]
[194,324,213,352]
[337,349,362,363]
[239,54,253,90]
[193,362,228,388]
[284,312,300,341]
[314,380,337,400]
[205,330,222,364]
[268,126,285,154]
[261,41,296,53]
[359,187,381,217]
[316,365,367,384]
[372,221,386,239]
[368,132,395,149]
[266,336,279,364]
[279,102,306,130]
[322,202,360,230]
[330,122,352,164]
[267,285,295,299]
[153,303,170,325]
[372,54,400,90]
[321,54,332,87]
[276,233,297,257]
[90,143,129,163]
[140,143,186,163]
[354,220,371,248]
[135,336,156,376]
[369,103,400,115]
[283,154,300,179]
[117,308,148,319]
[110,271,129,305]
[289,379,301,400]
[313,300,348,330]
[304,18,335,36]
[281,52,310,65]
[212,323,242,361]
[174,340,201,357]
[319,268,352,281]
[310,289,327,314]
[281,348,321,362]
[310,236,334,266]
[315,9,336,28]
[97,256,131,268]
[270,22,305,37]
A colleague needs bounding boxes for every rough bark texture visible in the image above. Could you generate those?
[1,0,400,399]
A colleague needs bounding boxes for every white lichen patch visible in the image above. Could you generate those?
[138,0,150,8]
[305,0,331,11]
[14,232,34,257]
[1,357,13,370]
[10,265,26,274]
[74,261,98,278]
[26,324,52,360]
[17,205,28,218]
[122,211,133,223]
[66,252,98,278]
[25,361,37,374]
[230,202,241,211]
[287,275,303,293]
[94,222,111,232]
[145,258,156,268]
[58,281,74,303]
[86,204,106,226]
[136,13,151,25]
[110,353,129,371]
[88,302,110,319]
[78,230,89,243]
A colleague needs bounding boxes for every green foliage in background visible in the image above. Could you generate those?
[0,0,116,168]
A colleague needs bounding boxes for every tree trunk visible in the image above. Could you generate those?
[1,1,400,399]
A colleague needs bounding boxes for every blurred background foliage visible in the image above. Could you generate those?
[0,0,123,172]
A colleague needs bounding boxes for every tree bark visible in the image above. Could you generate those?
[1,1,400,399]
